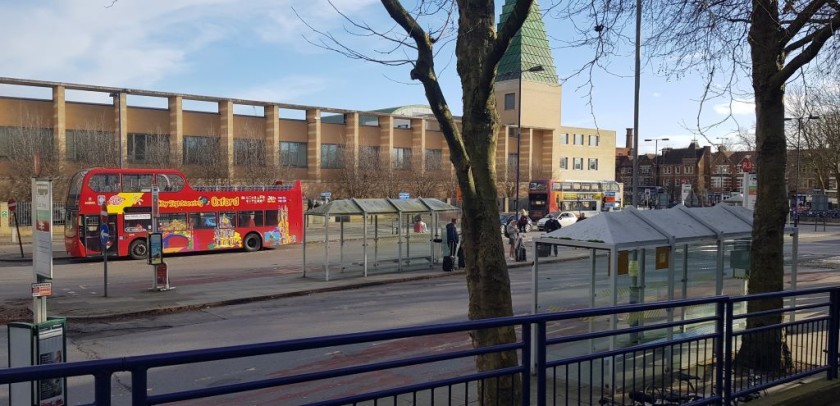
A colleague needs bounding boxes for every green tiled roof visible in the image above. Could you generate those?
[497,0,558,84]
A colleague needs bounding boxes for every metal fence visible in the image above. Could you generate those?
[7,201,66,227]
[1,287,837,405]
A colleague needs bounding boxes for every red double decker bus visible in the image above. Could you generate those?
[64,168,303,259]
[527,179,623,220]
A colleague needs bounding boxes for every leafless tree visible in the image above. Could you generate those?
[552,0,840,372]
[401,155,446,198]
[1,114,60,200]
[787,84,840,194]
[301,1,536,400]
[496,164,518,211]
[332,146,383,198]
[65,117,119,168]
[232,122,294,186]
[182,126,229,186]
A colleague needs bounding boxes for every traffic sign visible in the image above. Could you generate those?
[99,223,110,246]
[742,160,753,172]
[7,198,16,212]
[399,192,410,200]
[320,191,332,199]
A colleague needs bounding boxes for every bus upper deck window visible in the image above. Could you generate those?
[88,174,120,193]
[123,174,153,192]
[157,173,185,192]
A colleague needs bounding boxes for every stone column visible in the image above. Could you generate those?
[52,86,66,169]
[218,100,234,180]
[306,109,321,181]
[265,105,280,170]
[379,115,394,167]
[114,93,127,168]
[168,96,183,166]
[345,112,359,168]
[521,127,533,181]
[411,118,426,172]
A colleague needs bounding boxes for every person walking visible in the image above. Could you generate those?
[506,219,519,260]
[445,218,459,257]
[543,214,561,256]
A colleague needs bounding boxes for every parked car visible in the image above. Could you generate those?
[536,212,578,231]
[499,212,533,233]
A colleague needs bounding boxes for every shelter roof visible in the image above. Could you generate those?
[305,198,460,216]
[540,205,765,251]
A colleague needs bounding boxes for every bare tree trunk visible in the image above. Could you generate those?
[739,7,787,372]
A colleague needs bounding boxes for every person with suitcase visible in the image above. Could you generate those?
[506,219,519,260]
[443,218,459,272]
[515,233,526,262]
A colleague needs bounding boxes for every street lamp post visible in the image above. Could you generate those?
[644,137,669,208]
[784,115,820,226]
[514,65,544,214]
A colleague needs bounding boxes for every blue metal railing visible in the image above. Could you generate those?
[2,287,838,405]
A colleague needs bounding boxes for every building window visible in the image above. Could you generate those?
[67,129,113,162]
[640,166,651,174]
[425,148,442,171]
[392,147,412,170]
[183,136,220,165]
[573,157,583,170]
[588,158,599,170]
[504,93,516,110]
[559,157,568,169]
[321,143,345,169]
[589,135,599,146]
[0,127,53,160]
[574,134,584,145]
[712,177,723,188]
[559,133,568,144]
[716,165,730,174]
[663,166,672,174]
[675,166,681,174]
[128,133,170,164]
[280,142,307,168]
[508,127,517,138]
[234,139,265,166]
[684,165,693,174]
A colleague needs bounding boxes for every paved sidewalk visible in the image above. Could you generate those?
[0,231,587,321]
[2,224,837,321]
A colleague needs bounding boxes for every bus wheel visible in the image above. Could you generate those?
[129,239,148,260]
[243,233,262,252]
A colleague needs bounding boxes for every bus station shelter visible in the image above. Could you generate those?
[303,198,460,281]
[533,204,800,334]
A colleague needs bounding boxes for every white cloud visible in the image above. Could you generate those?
[232,76,330,104]
[0,0,237,85]
[713,98,755,116]
[0,0,380,89]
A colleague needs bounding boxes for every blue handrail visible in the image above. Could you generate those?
[1,288,837,405]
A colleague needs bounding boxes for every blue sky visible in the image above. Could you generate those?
[0,0,757,154]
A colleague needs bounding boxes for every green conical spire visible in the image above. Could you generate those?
[497,0,558,84]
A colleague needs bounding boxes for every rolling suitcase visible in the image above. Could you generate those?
[443,255,454,272]
[516,245,527,262]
